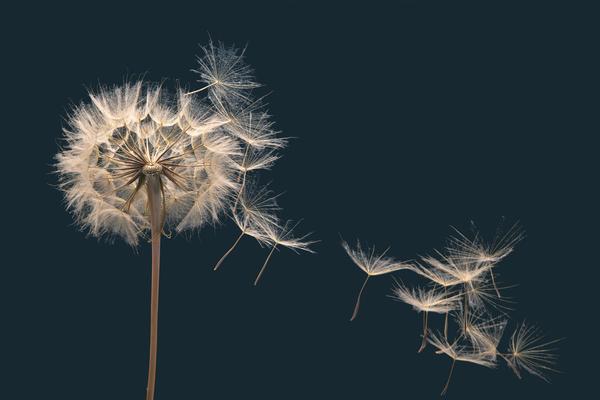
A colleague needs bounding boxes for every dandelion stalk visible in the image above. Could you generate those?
[350,275,370,321]
[145,174,163,400]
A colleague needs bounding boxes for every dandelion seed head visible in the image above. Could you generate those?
[56,82,247,245]
[506,322,561,382]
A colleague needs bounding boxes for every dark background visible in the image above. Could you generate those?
[3,1,596,399]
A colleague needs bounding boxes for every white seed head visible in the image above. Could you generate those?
[55,82,245,245]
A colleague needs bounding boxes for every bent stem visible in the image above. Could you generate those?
[418,311,429,353]
[440,358,456,396]
[350,275,370,321]
[214,231,245,271]
[254,243,277,286]
[145,175,163,400]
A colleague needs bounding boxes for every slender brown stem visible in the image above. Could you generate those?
[145,175,163,400]
[350,275,370,321]
[440,358,456,396]
[254,244,277,286]
[418,311,429,353]
[213,231,245,271]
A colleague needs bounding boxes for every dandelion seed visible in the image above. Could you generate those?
[191,39,260,104]
[342,240,413,321]
[420,252,492,332]
[465,275,515,315]
[456,311,507,361]
[504,322,561,382]
[428,331,496,395]
[391,283,460,352]
[213,183,280,271]
[446,221,523,298]
[253,219,315,285]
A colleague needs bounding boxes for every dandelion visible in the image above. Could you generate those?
[56,82,239,400]
[56,41,305,400]
[391,283,460,352]
[503,322,561,382]
[342,240,413,321]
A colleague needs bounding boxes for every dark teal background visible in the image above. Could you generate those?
[4,1,594,399]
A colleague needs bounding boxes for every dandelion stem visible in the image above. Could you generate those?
[145,175,163,400]
[418,311,429,353]
[254,244,277,286]
[214,231,245,271]
[350,275,370,321]
[440,358,456,396]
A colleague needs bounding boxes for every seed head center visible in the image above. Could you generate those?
[143,163,163,176]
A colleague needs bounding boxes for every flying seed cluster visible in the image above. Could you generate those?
[342,222,560,396]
